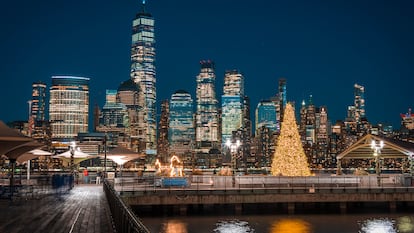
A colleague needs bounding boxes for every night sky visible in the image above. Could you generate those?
[1,0,413,129]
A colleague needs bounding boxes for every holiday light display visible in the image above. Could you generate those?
[271,103,312,176]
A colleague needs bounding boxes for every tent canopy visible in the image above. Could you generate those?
[337,134,414,160]
[0,121,34,156]
[53,148,97,165]
[101,146,145,165]
[17,149,53,164]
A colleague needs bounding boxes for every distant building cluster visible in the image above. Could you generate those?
[9,2,413,171]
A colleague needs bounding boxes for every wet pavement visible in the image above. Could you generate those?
[0,184,114,233]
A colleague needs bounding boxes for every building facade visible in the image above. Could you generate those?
[221,70,244,146]
[195,60,219,150]
[168,90,195,165]
[130,2,157,155]
[49,76,89,140]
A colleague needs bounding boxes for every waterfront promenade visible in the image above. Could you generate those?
[0,184,114,233]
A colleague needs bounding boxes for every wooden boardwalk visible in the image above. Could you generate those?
[0,184,114,233]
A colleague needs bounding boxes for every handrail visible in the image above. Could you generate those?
[103,179,150,233]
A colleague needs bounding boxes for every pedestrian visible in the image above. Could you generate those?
[83,169,89,184]
[96,170,101,184]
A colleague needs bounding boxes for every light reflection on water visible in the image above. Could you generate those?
[359,218,396,233]
[214,219,255,233]
[145,215,414,233]
[161,220,187,233]
[270,219,312,233]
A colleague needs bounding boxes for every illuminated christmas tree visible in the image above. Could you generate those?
[271,102,311,176]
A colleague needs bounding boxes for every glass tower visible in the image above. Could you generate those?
[195,60,219,148]
[31,82,47,122]
[354,83,365,123]
[130,1,157,154]
[221,70,244,145]
[49,76,89,139]
[255,100,278,133]
[278,78,287,121]
[100,90,128,128]
[169,90,194,156]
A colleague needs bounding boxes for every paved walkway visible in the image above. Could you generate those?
[0,184,115,233]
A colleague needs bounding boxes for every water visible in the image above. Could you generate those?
[141,214,414,233]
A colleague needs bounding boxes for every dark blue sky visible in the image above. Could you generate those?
[1,0,413,129]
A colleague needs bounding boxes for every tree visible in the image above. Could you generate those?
[271,103,311,176]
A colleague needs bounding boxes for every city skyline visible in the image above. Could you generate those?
[1,0,413,129]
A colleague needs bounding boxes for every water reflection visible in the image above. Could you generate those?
[270,218,312,233]
[214,219,254,233]
[397,216,414,233]
[359,218,396,233]
[161,220,187,233]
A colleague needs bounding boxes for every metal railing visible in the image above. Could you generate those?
[103,179,150,233]
[111,174,414,194]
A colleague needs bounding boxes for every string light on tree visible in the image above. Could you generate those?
[271,102,312,176]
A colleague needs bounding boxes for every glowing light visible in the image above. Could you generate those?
[359,218,396,233]
[155,159,162,173]
[170,155,183,177]
[398,216,414,233]
[214,220,254,233]
[270,219,312,233]
[271,103,312,176]
[162,220,187,233]
[154,155,184,177]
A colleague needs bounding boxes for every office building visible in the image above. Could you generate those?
[221,70,244,145]
[49,76,89,139]
[255,100,278,134]
[130,1,157,155]
[169,90,194,162]
[195,60,219,150]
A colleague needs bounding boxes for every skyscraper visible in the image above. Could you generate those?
[100,90,128,128]
[195,60,219,149]
[169,90,194,158]
[158,100,169,163]
[278,78,287,122]
[29,81,48,139]
[31,82,47,122]
[130,1,157,154]
[255,100,278,133]
[221,70,244,145]
[49,76,89,139]
[354,83,365,124]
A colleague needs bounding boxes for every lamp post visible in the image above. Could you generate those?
[69,141,76,173]
[371,139,384,186]
[103,134,107,178]
[225,139,241,174]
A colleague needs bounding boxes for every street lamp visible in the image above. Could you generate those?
[69,141,76,173]
[371,139,384,186]
[225,139,241,174]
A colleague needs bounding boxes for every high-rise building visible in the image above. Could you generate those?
[278,78,287,122]
[221,70,244,145]
[169,90,194,161]
[31,82,47,122]
[100,90,128,128]
[157,100,169,163]
[354,83,365,124]
[49,76,89,139]
[195,60,219,150]
[29,81,51,144]
[130,1,157,155]
[255,100,278,133]
[401,108,414,130]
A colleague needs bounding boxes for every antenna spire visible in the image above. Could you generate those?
[141,0,146,12]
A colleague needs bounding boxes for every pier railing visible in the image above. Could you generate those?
[103,179,150,233]
[111,174,413,193]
